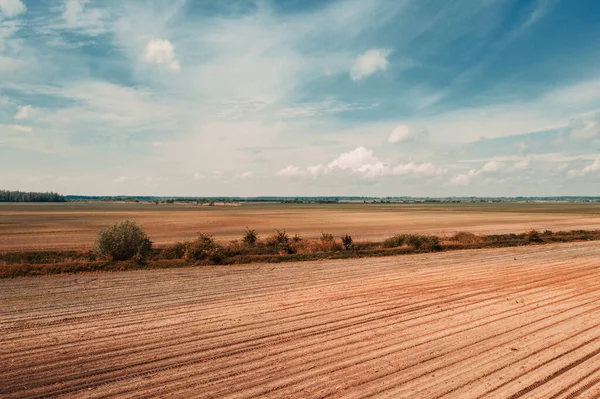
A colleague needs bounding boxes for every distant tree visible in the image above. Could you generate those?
[0,190,66,202]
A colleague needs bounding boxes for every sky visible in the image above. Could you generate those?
[1,0,600,197]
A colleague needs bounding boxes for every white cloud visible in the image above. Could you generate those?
[13,104,30,120]
[63,0,84,25]
[152,141,162,147]
[0,0,26,18]
[276,165,303,177]
[392,162,446,176]
[448,160,505,186]
[350,49,390,81]
[60,0,108,35]
[511,158,530,171]
[281,147,447,180]
[388,124,427,143]
[145,39,180,72]
[567,159,600,178]
[388,125,410,143]
[112,176,127,184]
[326,146,379,172]
[481,160,503,173]
[449,169,479,186]
[240,171,254,179]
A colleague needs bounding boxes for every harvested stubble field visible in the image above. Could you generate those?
[2,241,600,398]
[3,202,600,250]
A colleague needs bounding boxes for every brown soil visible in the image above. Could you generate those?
[2,202,600,250]
[2,241,600,398]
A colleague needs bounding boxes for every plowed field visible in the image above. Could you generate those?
[2,242,600,398]
[3,202,600,250]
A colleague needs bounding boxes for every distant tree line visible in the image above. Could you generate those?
[0,190,66,202]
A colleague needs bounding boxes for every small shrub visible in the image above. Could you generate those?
[320,232,335,243]
[341,234,353,250]
[184,233,223,263]
[292,234,303,242]
[383,234,407,248]
[243,228,258,246]
[543,230,553,236]
[266,230,294,254]
[405,234,442,251]
[527,230,543,243]
[94,220,152,262]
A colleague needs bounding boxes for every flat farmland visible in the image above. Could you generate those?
[2,202,600,250]
[3,241,600,398]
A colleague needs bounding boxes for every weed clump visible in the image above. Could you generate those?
[341,234,353,250]
[267,229,294,254]
[242,228,258,246]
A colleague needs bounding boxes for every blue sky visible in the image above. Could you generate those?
[1,0,599,196]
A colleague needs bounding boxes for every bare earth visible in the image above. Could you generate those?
[2,202,600,250]
[2,241,600,398]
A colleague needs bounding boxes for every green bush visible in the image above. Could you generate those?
[183,233,223,263]
[94,220,152,263]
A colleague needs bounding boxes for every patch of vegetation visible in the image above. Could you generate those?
[4,227,600,278]
[341,234,353,250]
[93,220,152,263]
[449,232,482,244]
[183,233,224,263]
[242,228,258,246]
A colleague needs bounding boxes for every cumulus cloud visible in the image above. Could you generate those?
[511,158,530,171]
[240,171,254,179]
[0,0,26,17]
[145,39,180,72]
[567,159,600,178]
[326,146,379,171]
[276,165,303,177]
[393,162,446,176]
[481,160,503,173]
[449,170,479,186]
[448,160,506,186]
[388,125,410,143]
[277,147,446,179]
[112,176,127,184]
[388,124,427,143]
[350,49,390,81]
[13,105,30,120]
